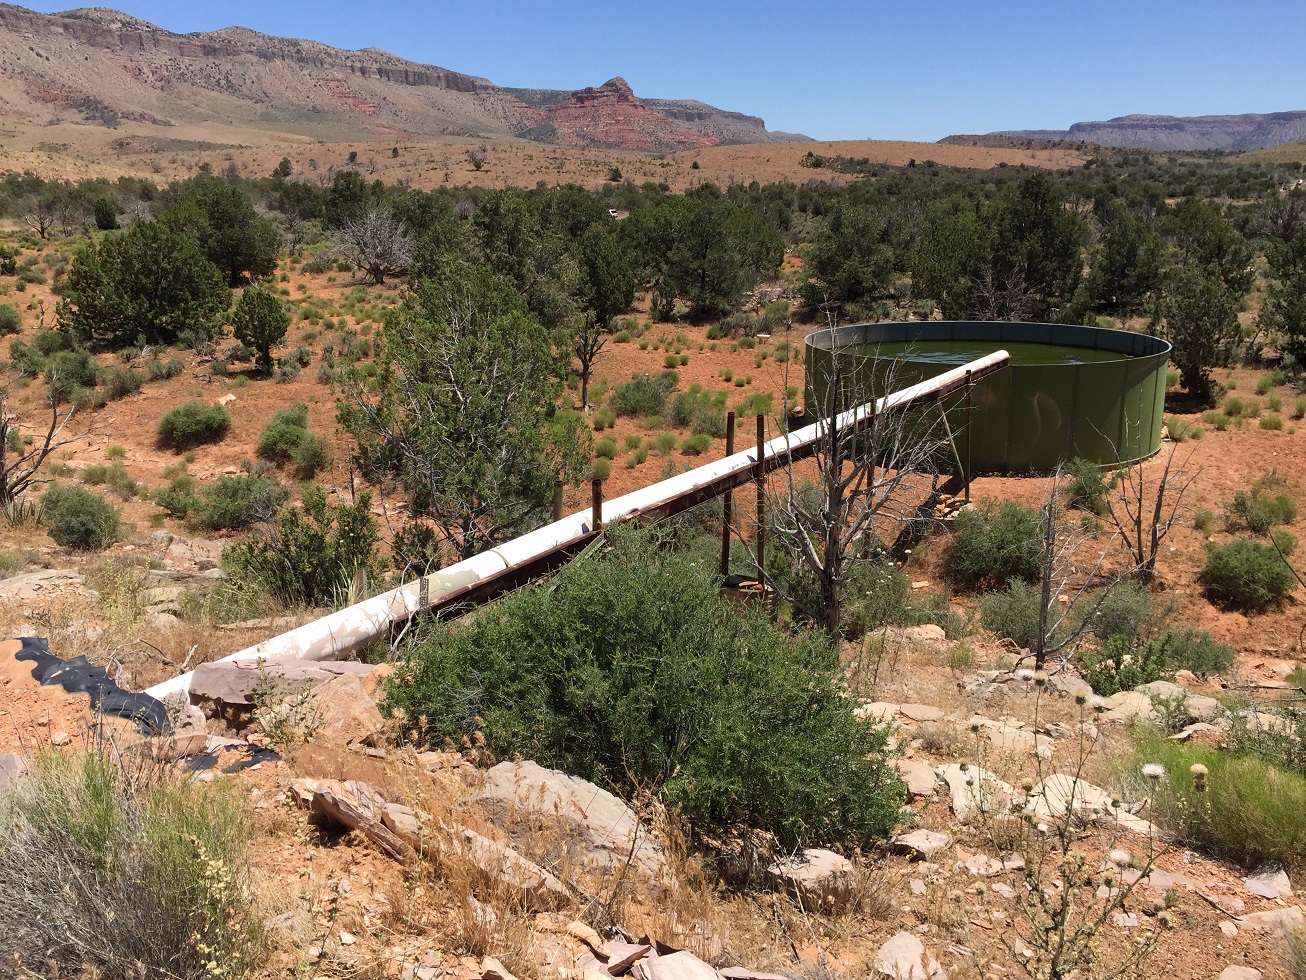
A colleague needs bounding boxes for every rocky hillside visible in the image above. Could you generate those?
[969,110,1306,152]
[0,4,805,151]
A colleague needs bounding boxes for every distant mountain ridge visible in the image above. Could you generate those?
[961,111,1306,152]
[0,4,807,151]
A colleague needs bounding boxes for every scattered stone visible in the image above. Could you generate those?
[874,931,945,980]
[892,830,951,861]
[1028,774,1157,836]
[767,848,855,912]
[1243,869,1293,899]
[719,968,791,980]
[1218,921,1238,937]
[898,625,946,644]
[473,760,668,880]
[896,759,938,799]
[339,931,356,946]
[566,920,603,950]
[1172,722,1225,741]
[991,882,1015,899]
[454,825,572,911]
[855,702,899,723]
[0,751,25,790]
[49,731,71,746]
[1236,905,1304,934]
[482,957,520,980]
[602,942,653,976]
[970,715,1052,760]
[382,803,421,840]
[900,703,944,723]
[312,673,387,747]
[935,764,1015,823]
[1100,691,1156,724]
[1217,968,1262,980]
[0,568,85,600]
[910,879,927,896]
[637,950,718,980]
[1112,912,1137,928]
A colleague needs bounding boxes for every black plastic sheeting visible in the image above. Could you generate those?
[15,636,168,735]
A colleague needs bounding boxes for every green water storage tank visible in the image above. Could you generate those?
[804,321,1171,474]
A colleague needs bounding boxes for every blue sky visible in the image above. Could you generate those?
[24,0,1306,141]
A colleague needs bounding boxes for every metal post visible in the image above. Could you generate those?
[552,478,565,521]
[720,411,735,579]
[964,369,973,503]
[755,414,765,582]
[591,478,603,533]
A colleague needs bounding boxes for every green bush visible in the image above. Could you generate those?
[0,303,21,335]
[1202,540,1296,611]
[223,486,381,608]
[156,401,231,451]
[1201,411,1231,431]
[256,405,331,479]
[0,749,260,980]
[978,580,1049,651]
[1078,634,1175,696]
[382,525,903,847]
[145,357,186,381]
[45,349,99,404]
[1079,581,1159,645]
[190,475,287,532]
[154,474,201,519]
[1160,627,1236,677]
[770,547,913,639]
[1260,414,1285,431]
[41,485,120,551]
[594,435,619,460]
[945,499,1043,591]
[680,433,713,455]
[1129,730,1306,870]
[588,457,612,480]
[592,407,616,431]
[611,371,677,417]
[653,432,677,455]
[1062,457,1109,513]
[100,366,143,401]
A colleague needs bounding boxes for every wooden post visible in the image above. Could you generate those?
[591,478,603,533]
[720,411,735,579]
[755,414,765,581]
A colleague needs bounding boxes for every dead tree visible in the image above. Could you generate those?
[1103,444,1196,585]
[0,387,84,510]
[333,205,414,285]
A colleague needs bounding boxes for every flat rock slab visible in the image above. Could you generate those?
[874,931,945,980]
[1244,869,1293,899]
[636,951,718,980]
[1101,691,1156,724]
[1236,905,1304,934]
[1028,773,1157,836]
[856,702,900,723]
[1217,968,1262,980]
[895,759,938,799]
[0,751,25,790]
[935,764,1015,823]
[474,760,668,880]
[768,847,855,912]
[189,657,376,707]
[891,830,951,861]
[899,703,944,723]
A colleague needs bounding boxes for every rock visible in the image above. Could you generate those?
[1028,774,1158,836]
[970,715,1052,760]
[382,803,421,840]
[1172,722,1225,741]
[935,764,1015,823]
[899,624,946,643]
[148,612,182,630]
[1218,921,1238,937]
[637,951,718,980]
[339,930,356,946]
[602,941,652,976]
[454,825,572,912]
[189,657,377,708]
[308,673,386,747]
[363,662,395,697]
[891,830,951,861]
[855,702,900,722]
[1135,680,1187,701]
[767,848,855,912]
[1101,691,1156,724]
[719,968,791,980]
[1243,869,1293,899]
[146,732,211,760]
[0,568,86,600]
[1217,968,1262,980]
[473,760,667,881]
[956,850,1003,877]
[482,957,520,980]
[874,931,944,980]
[896,759,938,799]
[49,731,71,746]
[1236,905,1304,934]
[1186,695,1226,724]
[900,703,944,723]
[0,751,26,790]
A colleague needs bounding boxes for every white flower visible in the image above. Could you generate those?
[1108,848,1132,867]
[1015,668,1035,682]
[1141,763,1165,781]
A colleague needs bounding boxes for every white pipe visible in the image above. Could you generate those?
[146,351,1009,700]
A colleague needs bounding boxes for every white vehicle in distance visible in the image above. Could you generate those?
[607,209,619,217]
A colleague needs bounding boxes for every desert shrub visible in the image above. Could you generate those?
[626,447,649,467]
[1160,626,1236,677]
[978,580,1048,651]
[101,366,143,400]
[1129,730,1306,870]
[594,435,619,460]
[680,433,712,455]
[1194,509,1215,533]
[1078,634,1175,696]
[80,460,139,500]
[592,407,616,431]
[223,486,381,608]
[1079,581,1159,645]
[670,388,729,437]
[256,405,331,478]
[1201,411,1231,431]
[40,485,120,551]
[770,546,912,639]
[1261,415,1285,431]
[1202,540,1296,611]
[154,474,201,519]
[945,499,1043,590]
[1062,457,1109,513]
[46,349,99,403]
[383,525,903,847]
[588,457,611,480]
[0,749,260,980]
[190,475,287,532]
[1295,398,1306,421]
[156,401,231,451]
[611,371,677,417]
[0,303,21,335]
[623,434,643,451]
[145,357,186,381]
[653,432,677,455]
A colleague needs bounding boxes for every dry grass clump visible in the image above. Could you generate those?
[0,747,263,979]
